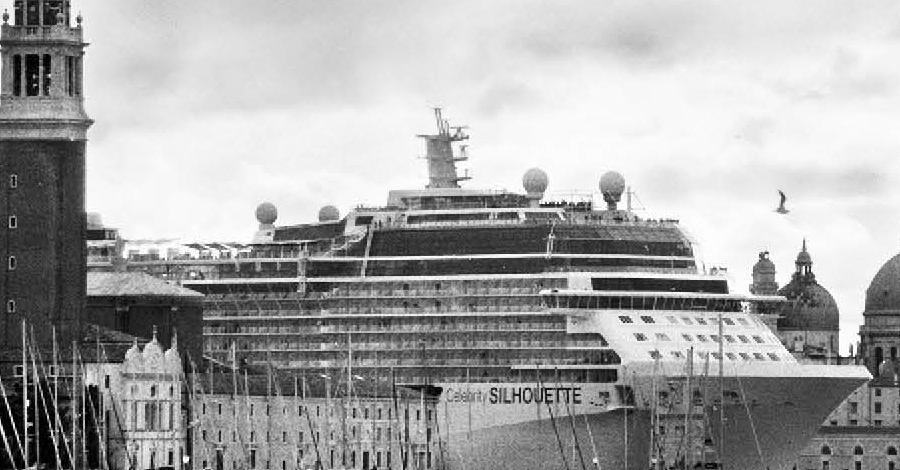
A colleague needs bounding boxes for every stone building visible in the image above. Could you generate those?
[83,328,187,470]
[793,251,900,470]
[190,373,440,470]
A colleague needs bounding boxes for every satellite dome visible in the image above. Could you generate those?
[255,202,278,225]
[599,171,626,210]
[864,253,900,313]
[318,205,340,222]
[522,168,549,195]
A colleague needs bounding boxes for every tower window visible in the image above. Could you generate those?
[25,54,39,96]
[25,0,38,26]
[8,215,17,229]
[66,56,74,96]
[8,256,16,270]
[7,300,16,313]
[12,55,22,97]
[9,175,18,188]
[42,54,51,96]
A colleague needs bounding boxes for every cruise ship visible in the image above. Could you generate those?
[91,110,871,470]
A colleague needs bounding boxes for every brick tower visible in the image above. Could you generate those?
[0,0,91,350]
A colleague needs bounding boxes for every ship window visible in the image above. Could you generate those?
[8,215,17,229]
[655,333,670,341]
[711,335,721,343]
[724,335,735,343]
[682,334,692,342]
[766,353,780,361]
[725,353,737,361]
[737,335,750,343]
[696,335,708,342]
[9,174,18,188]
[737,318,749,326]
[7,256,16,271]
[6,300,16,313]
[695,317,707,325]
[640,316,655,324]
[666,316,677,324]
[634,333,647,341]
[649,350,661,359]
[722,318,734,326]
[753,352,765,360]
[671,351,684,359]
[739,352,751,361]
[618,316,633,324]
[752,335,765,344]
[680,317,693,325]
[711,352,722,360]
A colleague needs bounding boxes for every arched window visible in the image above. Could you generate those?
[888,446,898,456]
[854,445,864,455]
[821,445,831,455]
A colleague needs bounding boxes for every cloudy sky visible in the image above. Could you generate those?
[77,0,900,350]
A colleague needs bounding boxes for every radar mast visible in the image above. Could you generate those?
[417,108,471,189]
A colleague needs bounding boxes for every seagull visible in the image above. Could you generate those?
[775,190,789,214]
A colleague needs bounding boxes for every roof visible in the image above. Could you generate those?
[865,253,900,314]
[87,272,204,299]
[777,279,839,331]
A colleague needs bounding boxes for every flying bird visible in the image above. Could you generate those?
[775,190,789,214]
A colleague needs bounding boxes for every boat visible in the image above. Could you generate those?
[92,109,871,470]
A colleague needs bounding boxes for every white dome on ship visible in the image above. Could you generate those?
[522,168,549,195]
[599,171,626,209]
[318,205,340,222]
[255,202,278,225]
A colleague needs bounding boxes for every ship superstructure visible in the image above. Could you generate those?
[89,110,870,470]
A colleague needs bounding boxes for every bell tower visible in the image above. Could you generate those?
[0,0,91,350]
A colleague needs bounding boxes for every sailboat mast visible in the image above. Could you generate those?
[718,311,725,468]
[21,320,28,468]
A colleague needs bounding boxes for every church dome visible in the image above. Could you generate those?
[142,328,165,371]
[124,339,143,372]
[164,332,182,374]
[864,253,900,313]
[776,241,839,332]
[752,252,776,276]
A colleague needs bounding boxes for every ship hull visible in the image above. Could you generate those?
[444,408,651,470]
[437,365,869,470]
[705,372,868,470]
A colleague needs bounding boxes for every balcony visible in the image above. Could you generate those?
[1,24,83,43]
